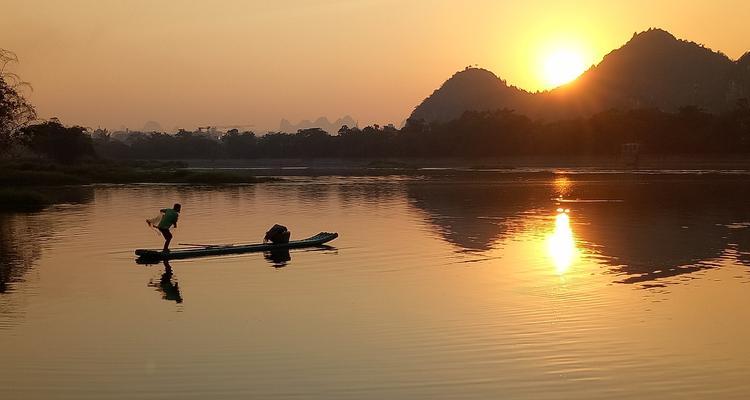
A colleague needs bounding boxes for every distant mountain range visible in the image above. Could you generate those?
[410,28,750,123]
[279,116,357,134]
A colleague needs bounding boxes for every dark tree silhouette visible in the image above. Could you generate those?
[221,129,258,158]
[0,49,36,154]
[17,119,96,163]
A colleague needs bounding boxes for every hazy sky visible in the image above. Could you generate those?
[2,0,749,131]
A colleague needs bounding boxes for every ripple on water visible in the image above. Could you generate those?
[2,177,750,399]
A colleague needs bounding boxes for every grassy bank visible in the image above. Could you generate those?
[0,160,277,186]
[0,160,276,212]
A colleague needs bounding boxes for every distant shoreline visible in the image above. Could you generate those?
[0,160,277,211]
[182,156,750,176]
[3,156,749,212]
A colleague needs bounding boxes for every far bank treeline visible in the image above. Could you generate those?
[47,101,750,161]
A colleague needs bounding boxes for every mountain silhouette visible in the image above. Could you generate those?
[410,28,750,123]
[279,115,357,134]
[410,67,532,123]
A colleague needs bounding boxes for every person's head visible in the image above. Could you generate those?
[173,203,181,212]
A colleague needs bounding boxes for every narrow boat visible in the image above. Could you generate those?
[135,232,338,261]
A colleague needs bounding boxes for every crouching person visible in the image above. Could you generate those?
[264,224,290,244]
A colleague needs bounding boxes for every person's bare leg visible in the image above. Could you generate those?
[160,228,173,252]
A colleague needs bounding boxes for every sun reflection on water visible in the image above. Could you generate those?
[553,176,572,199]
[547,208,578,275]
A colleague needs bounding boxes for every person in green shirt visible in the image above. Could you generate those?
[157,203,181,252]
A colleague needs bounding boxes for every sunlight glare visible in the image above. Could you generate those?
[543,48,586,87]
[547,210,578,275]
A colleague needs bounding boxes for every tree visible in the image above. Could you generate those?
[0,49,36,154]
[18,120,96,163]
[221,130,257,158]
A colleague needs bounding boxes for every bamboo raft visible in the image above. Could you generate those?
[135,232,338,261]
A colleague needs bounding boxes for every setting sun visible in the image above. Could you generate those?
[543,48,587,87]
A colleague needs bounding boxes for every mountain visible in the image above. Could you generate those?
[409,28,750,123]
[548,28,748,115]
[142,120,163,132]
[410,67,533,123]
[279,115,357,134]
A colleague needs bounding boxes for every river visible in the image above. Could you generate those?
[2,172,750,399]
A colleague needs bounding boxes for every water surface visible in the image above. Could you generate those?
[2,174,750,399]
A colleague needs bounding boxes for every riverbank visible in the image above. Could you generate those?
[0,160,277,185]
[4,155,750,212]
[0,160,277,212]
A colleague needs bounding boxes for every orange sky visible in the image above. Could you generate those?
[2,0,749,131]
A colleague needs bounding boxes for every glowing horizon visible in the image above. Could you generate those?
[2,0,748,131]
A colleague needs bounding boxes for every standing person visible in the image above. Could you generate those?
[157,203,181,252]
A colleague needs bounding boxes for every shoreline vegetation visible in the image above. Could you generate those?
[89,105,750,161]
[2,154,750,212]
[0,160,278,212]
[0,159,278,186]
[186,155,750,172]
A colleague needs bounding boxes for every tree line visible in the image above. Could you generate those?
[2,102,749,163]
[89,102,750,160]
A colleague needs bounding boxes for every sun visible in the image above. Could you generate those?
[542,48,586,87]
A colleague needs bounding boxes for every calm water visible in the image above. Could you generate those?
[2,173,750,399]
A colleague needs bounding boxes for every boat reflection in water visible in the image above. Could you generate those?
[148,260,183,304]
[263,246,338,268]
[547,208,577,275]
[264,249,292,268]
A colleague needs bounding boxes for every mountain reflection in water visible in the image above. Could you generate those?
[1,176,750,399]
[407,175,750,285]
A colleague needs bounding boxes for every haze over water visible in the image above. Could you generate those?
[1,172,750,399]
